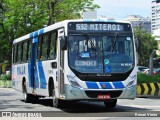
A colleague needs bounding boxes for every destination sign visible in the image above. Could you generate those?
[68,22,131,32]
[76,23,122,31]
[75,60,97,66]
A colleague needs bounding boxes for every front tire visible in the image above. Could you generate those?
[104,99,117,108]
[52,88,62,108]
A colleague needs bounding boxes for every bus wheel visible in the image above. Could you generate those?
[23,82,32,103]
[52,89,62,108]
[104,99,117,108]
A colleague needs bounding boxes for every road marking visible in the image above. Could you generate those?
[122,104,160,109]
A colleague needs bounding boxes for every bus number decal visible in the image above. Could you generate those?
[48,70,53,74]
[121,63,132,67]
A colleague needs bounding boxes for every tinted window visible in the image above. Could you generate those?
[38,31,57,61]
[17,43,22,63]
[27,40,31,62]
[22,41,28,62]
[49,31,57,59]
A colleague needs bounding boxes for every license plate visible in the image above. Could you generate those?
[98,94,110,99]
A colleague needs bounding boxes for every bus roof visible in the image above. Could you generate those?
[13,19,131,44]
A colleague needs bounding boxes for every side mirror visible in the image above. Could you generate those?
[60,36,67,50]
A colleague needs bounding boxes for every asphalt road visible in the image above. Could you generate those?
[0,88,160,120]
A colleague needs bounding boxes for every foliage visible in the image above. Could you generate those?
[134,27,158,66]
[0,0,49,63]
[53,0,100,23]
[137,73,160,84]
[0,73,11,80]
[0,0,100,64]
[0,39,10,63]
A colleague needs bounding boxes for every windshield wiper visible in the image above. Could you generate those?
[89,39,96,50]
[111,33,118,53]
[84,33,96,51]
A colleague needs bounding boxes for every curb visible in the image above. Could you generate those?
[136,82,160,96]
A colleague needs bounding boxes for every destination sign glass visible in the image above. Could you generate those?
[68,22,131,32]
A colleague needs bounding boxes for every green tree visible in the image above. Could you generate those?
[0,0,49,64]
[0,0,99,65]
[47,0,100,25]
[134,27,158,66]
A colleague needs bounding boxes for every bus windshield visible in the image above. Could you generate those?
[68,34,134,73]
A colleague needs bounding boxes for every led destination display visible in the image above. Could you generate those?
[68,22,131,32]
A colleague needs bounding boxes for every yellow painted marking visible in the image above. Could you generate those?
[142,83,149,95]
[157,83,160,96]
[150,83,156,96]
[136,85,141,95]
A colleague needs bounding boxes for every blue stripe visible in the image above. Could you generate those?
[30,42,35,88]
[113,82,124,89]
[99,82,112,89]
[86,82,99,89]
[34,31,38,37]
[29,29,44,39]
[33,37,38,43]
[30,32,34,38]
[38,29,44,35]
[28,63,32,87]
[38,61,46,89]
[28,62,39,88]
[86,81,125,89]
[35,63,39,88]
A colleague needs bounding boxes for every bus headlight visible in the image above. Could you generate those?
[67,75,81,88]
[127,75,136,87]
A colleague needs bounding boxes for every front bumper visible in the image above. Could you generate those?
[64,84,136,100]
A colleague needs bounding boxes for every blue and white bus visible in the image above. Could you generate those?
[12,19,137,108]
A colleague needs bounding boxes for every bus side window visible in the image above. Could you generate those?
[17,43,22,63]
[22,41,27,63]
[38,36,43,60]
[27,40,31,62]
[49,31,57,59]
[21,42,24,63]
[47,33,51,59]
[13,45,17,64]
[42,34,48,61]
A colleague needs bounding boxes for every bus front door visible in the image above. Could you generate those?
[57,28,65,98]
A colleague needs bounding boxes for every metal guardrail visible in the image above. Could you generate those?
[0,80,12,88]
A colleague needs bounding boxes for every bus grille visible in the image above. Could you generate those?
[85,90,122,98]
